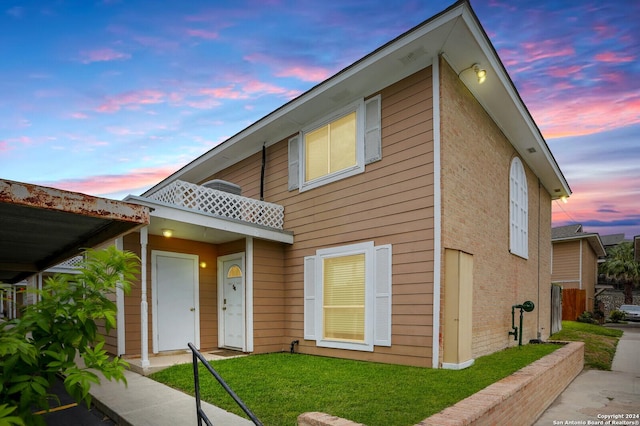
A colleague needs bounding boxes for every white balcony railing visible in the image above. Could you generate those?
[146,180,284,230]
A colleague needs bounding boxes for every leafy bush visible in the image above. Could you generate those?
[609,309,626,323]
[0,246,138,425]
[576,311,597,324]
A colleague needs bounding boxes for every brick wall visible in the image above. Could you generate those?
[297,342,584,426]
[439,56,552,360]
[419,342,583,426]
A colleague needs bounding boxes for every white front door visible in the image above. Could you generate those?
[152,251,199,352]
[219,254,245,350]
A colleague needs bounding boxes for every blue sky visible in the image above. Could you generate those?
[1,0,639,238]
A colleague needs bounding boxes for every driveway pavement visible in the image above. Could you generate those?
[534,323,640,425]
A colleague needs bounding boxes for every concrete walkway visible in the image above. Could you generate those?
[89,353,254,426]
[534,323,640,425]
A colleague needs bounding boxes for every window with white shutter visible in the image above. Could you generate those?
[288,96,382,192]
[303,241,392,351]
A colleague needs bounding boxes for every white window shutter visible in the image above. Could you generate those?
[364,95,381,164]
[303,255,316,340]
[288,134,300,190]
[374,244,392,346]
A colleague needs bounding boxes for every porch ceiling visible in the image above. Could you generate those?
[0,179,150,284]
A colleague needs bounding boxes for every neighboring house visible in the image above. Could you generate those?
[551,224,606,312]
[112,0,570,370]
[600,233,630,251]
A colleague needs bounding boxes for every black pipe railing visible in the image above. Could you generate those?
[188,342,263,426]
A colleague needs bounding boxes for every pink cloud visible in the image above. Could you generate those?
[594,51,635,63]
[242,80,300,98]
[520,41,575,63]
[275,65,331,82]
[96,89,165,113]
[185,98,223,109]
[552,176,640,238]
[70,112,89,119]
[593,23,617,39]
[105,126,145,136]
[186,29,219,40]
[79,48,131,64]
[0,140,11,153]
[198,86,247,100]
[546,65,584,79]
[245,52,330,83]
[529,90,640,138]
[39,166,177,197]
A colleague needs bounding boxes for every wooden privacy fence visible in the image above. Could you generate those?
[562,288,586,321]
[551,285,562,334]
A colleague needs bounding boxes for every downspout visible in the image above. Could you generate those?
[260,144,266,201]
[537,179,541,340]
[432,55,443,368]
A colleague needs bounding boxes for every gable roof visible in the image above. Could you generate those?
[551,224,606,258]
[0,179,150,284]
[600,233,628,247]
[141,0,570,201]
[551,224,583,239]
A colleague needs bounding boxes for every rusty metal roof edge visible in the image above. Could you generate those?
[0,178,150,224]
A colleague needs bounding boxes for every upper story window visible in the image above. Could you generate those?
[288,95,381,192]
[509,157,528,259]
[305,110,358,183]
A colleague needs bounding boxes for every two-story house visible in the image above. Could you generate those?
[551,224,606,313]
[113,0,571,370]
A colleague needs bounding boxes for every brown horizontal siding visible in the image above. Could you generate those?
[197,67,435,366]
[252,238,286,353]
[552,241,580,282]
[120,233,218,356]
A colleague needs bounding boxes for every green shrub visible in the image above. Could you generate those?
[609,309,626,323]
[0,246,138,426]
[577,311,597,324]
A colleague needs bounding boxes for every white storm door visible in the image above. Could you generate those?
[219,255,245,350]
[153,251,199,352]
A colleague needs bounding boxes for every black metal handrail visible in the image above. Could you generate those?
[188,342,263,426]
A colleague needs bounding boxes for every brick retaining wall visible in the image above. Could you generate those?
[298,342,584,426]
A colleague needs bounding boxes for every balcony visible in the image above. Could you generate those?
[146,180,284,230]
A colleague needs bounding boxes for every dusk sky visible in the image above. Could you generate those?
[1,1,639,239]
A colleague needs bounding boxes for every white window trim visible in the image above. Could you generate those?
[304,241,392,352]
[509,157,529,259]
[299,100,365,192]
[315,242,374,351]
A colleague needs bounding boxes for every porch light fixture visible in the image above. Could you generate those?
[161,228,173,238]
[458,63,487,84]
[561,196,568,204]
[473,64,486,84]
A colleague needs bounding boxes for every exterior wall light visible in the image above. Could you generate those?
[473,64,487,84]
[161,228,173,238]
[458,63,487,84]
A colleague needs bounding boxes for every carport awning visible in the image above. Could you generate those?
[0,179,150,284]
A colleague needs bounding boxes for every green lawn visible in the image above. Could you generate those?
[550,321,623,370]
[150,344,560,426]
